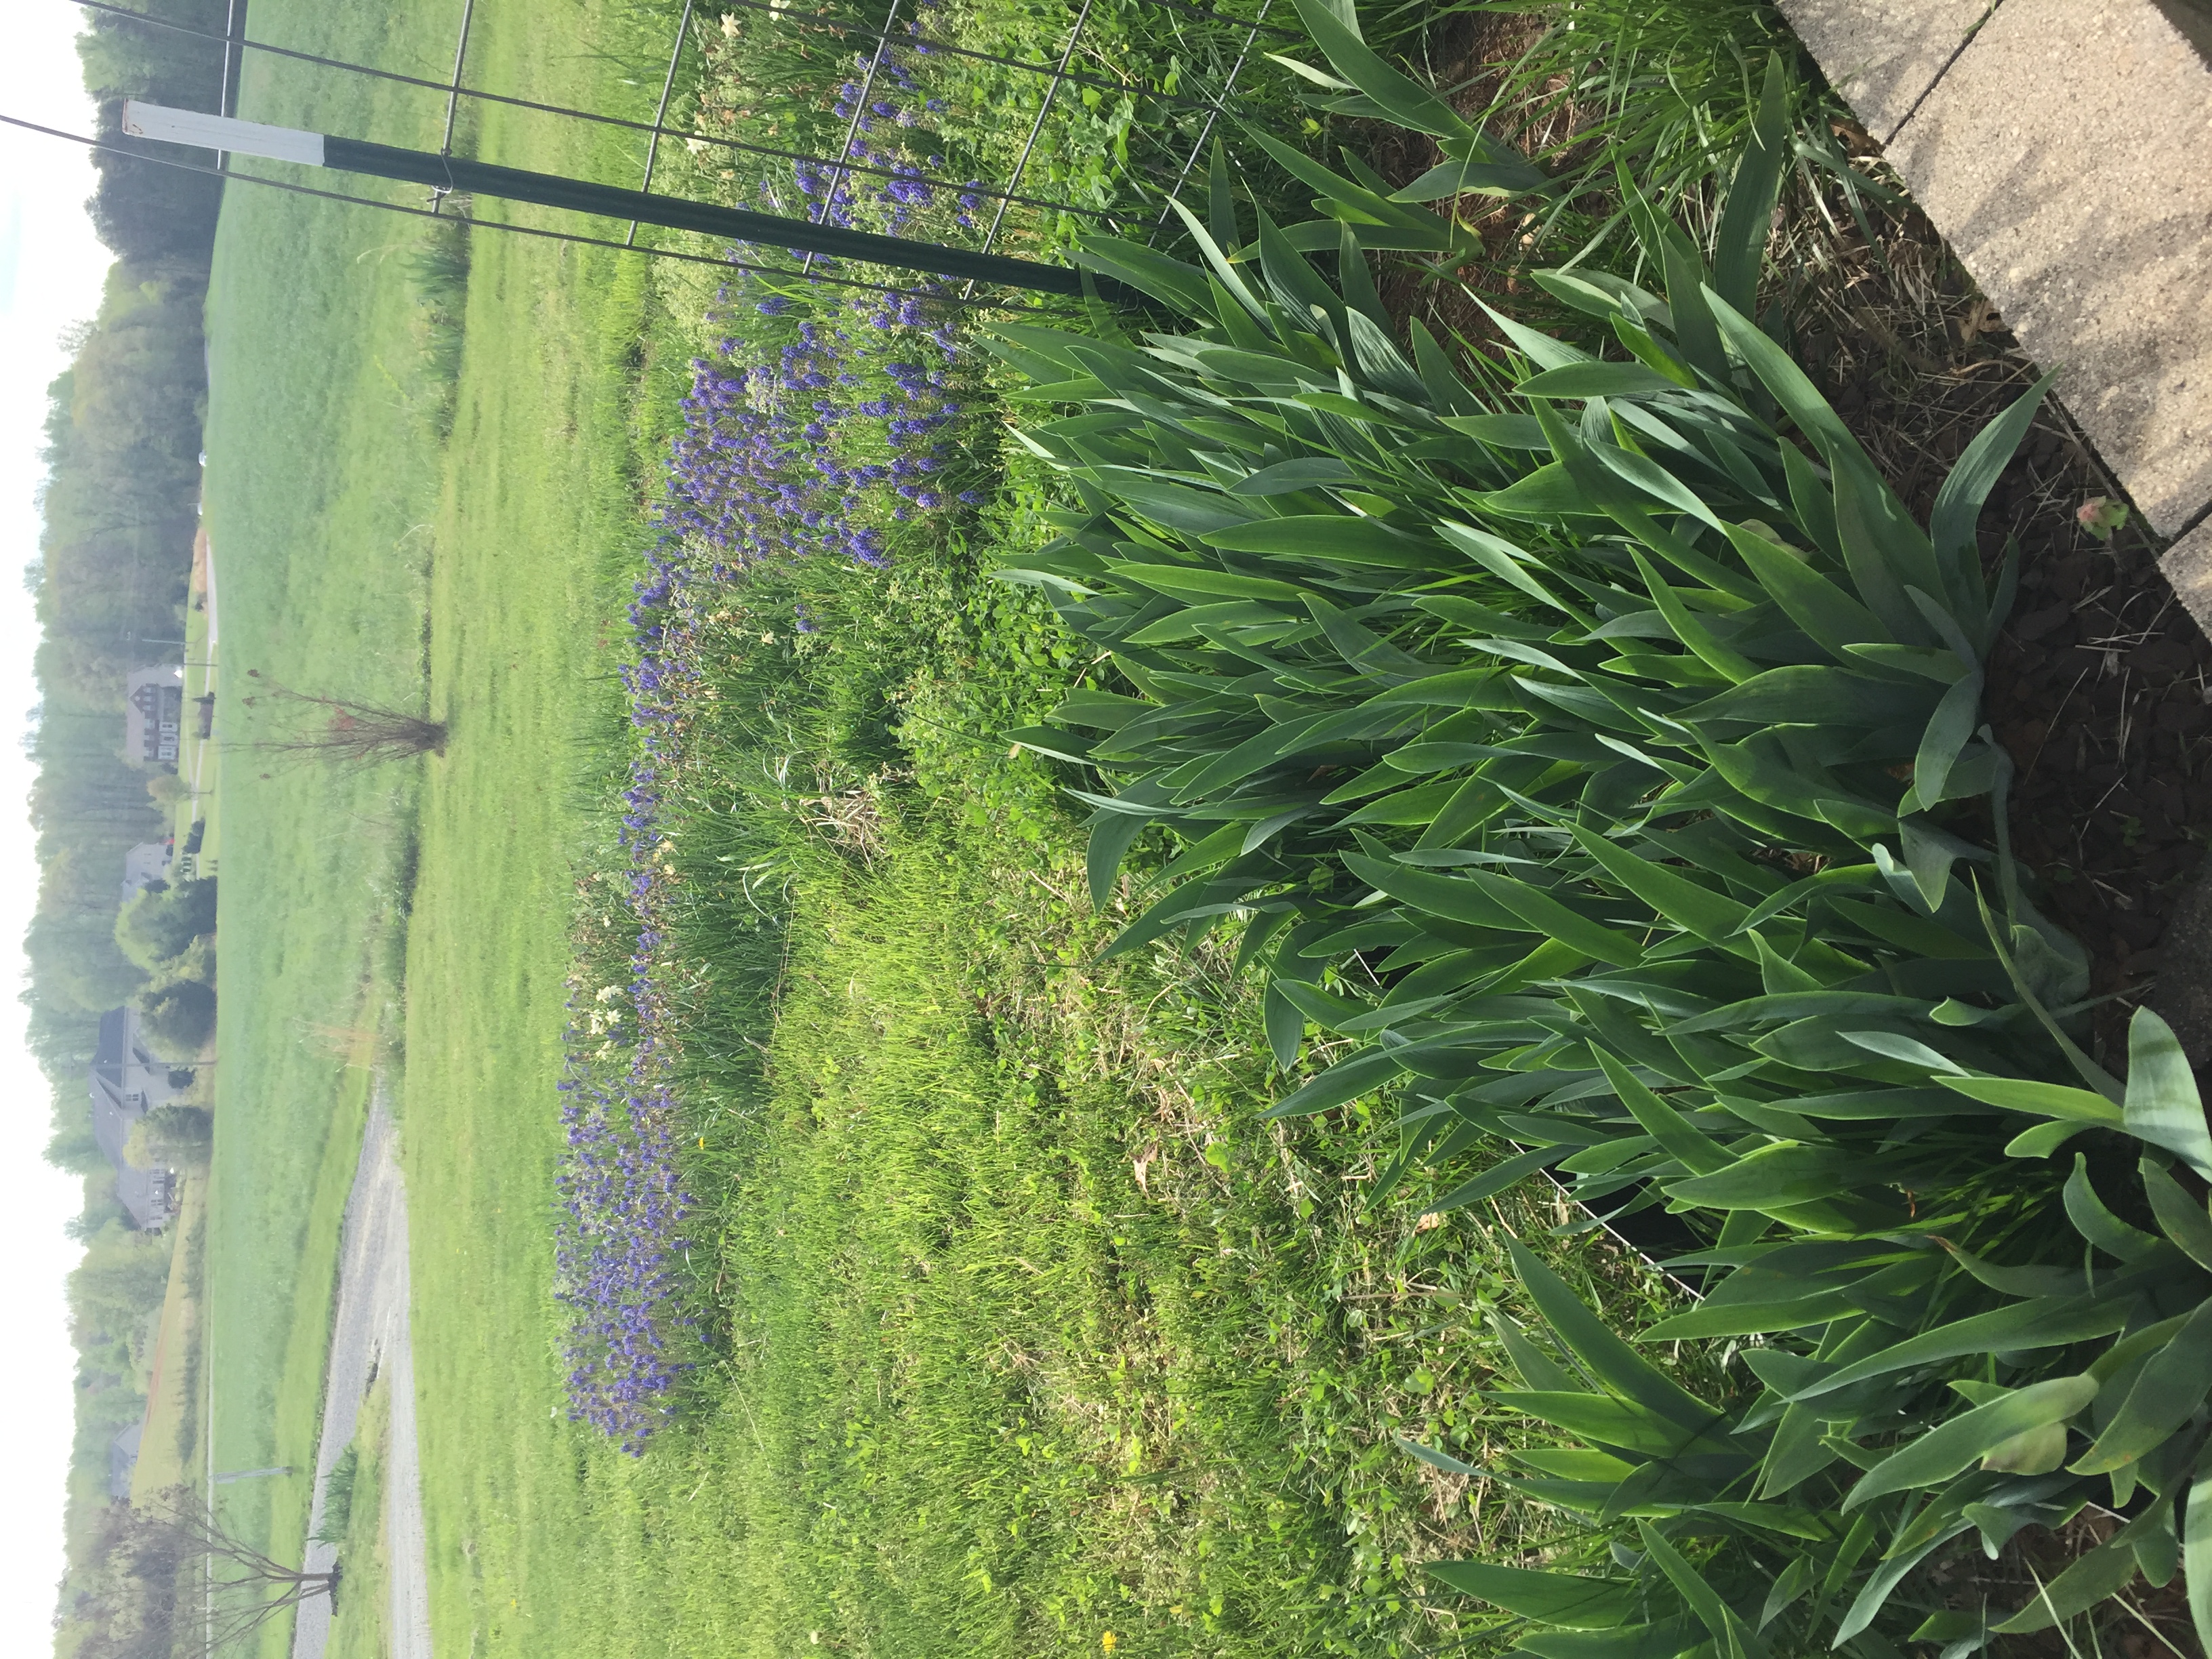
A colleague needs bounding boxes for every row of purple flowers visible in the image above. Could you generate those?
[552,52,979,1437]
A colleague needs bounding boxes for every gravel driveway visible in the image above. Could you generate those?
[290,1090,432,1659]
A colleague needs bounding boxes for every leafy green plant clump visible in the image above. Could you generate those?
[314,1443,361,1547]
[992,10,2212,1652]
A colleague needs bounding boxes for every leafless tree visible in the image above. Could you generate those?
[138,1488,340,1651]
[243,674,445,765]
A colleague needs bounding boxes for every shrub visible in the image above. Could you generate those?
[124,1105,210,1170]
[114,877,216,970]
[138,980,214,1054]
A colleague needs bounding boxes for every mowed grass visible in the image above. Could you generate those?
[200,0,458,1620]
[128,1176,205,1502]
[196,0,693,1647]
[393,0,698,1651]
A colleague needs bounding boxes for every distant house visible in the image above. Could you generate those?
[125,666,185,767]
[121,840,174,901]
[88,1007,181,1231]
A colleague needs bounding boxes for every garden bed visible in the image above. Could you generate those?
[554,1,2212,1654]
[1341,5,2212,1071]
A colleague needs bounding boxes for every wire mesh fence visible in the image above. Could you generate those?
[73,0,1304,307]
[611,0,1301,304]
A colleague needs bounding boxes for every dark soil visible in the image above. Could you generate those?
[1931,1506,2209,1659]
[1783,167,2212,1070]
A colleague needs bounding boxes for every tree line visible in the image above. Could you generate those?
[35,5,233,1654]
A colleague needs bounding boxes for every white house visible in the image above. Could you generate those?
[124,665,184,767]
[121,840,173,901]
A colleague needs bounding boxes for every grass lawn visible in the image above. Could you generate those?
[199,0,690,1641]
[128,1176,205,1503]
[199,0,477,1632]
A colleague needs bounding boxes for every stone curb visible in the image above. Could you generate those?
[1781,0,2212,624]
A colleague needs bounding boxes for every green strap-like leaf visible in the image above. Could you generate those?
[1288,0,1473,139]
[1086,808,1151,907]
[1780,440,1842,563]
[1261,1044,1403,1119]
[1107,562,1308,603]
[1910,671,1985,813]
[1994,1486,2176,1632]
[1505,1240,1727,1435]
[1834,1528,1967,1643]
[2186,1441,2212,1654]
[1518,362,1687,399]
[1639,1521,1767,1659]
[1572,827,1752,947]
[1797,1294,2133,1398]
[1164,197,1270,327]
[1344,853,1520,930]
[1486,1389,1732,1458]
[1929,369,2059,602]
[1681,664,1935,733]
[2142,1156,2212,1271]
[1936,1074,2125,1125]
[1425,1561,1638,1629]
[1710,54,1791,319]
[1593,1050,1730,1175]
[1724,521,1890,663]
[1264,977,1303,1071]
[1703,287,1856,464]
[2065,1153,2163,1261]
[1462,867,1647,967]
[1246,129,1454,245]
[1831,449,1934,645]
[1075,233,1214,316]
[1518,1619,1706,1659]
[2125,1008,2212,1180]
[1631,552,1759,684]
[1843,1374,2100,1508]
[2070,1294,2212,1474]
[1423,1145,1570,1216]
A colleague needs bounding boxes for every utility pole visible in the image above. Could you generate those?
[123,102,1105,298]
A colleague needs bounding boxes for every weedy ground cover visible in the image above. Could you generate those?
[557,775,1710,1655]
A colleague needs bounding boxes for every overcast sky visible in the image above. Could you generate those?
[0,5,123,1641]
